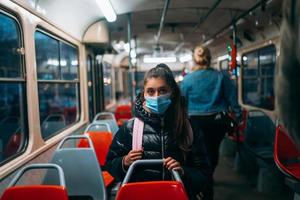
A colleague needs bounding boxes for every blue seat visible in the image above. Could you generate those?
[243,110,275,162]
[45,135,107,200]
[84,122,112,133]
[92,112,119,134]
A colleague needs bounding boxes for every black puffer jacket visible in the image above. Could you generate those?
[106,95,211,197]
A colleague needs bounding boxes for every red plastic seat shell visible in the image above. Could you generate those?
[274,125,300,180]
[78,131,113,166]
[1,185,68,200]
[116,181,189,200]
[77,131,115,187]
[102,171,115,187]
[227,110,248,143]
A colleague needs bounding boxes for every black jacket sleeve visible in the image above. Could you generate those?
[105,121,132,181]
[182,129,212,196]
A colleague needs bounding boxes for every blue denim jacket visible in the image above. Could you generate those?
[180,68,241,117]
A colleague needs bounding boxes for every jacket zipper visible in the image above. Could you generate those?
[160,117,165,180]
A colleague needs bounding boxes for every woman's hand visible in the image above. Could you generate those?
[123,149,143,167]
[164,157,184,175]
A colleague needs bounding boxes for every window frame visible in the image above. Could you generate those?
[0,9,29,166]
[35,28,81,140]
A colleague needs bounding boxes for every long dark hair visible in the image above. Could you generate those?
[142,63,192,151]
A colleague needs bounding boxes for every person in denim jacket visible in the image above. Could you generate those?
[180,44,241,200]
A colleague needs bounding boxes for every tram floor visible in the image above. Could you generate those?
[214,156,293,200]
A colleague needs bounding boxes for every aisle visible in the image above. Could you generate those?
[214,156,292,200]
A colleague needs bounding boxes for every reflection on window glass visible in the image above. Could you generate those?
[35,31,80,140]
[38,83,78,139]
[35,31,60,80]
[0,13,22,78]
[0,12,27,165]
[103,62,113,106]
[242,45,276,110]
[0,84,27,162]
[60,42,78,80]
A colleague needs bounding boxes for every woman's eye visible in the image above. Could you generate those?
[159,89,168,95]
[147,89,154,95]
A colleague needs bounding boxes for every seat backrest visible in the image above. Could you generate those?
[274,125,300,179]
[238,109,248,132]
[116,159,188,200]
[45,135,107,200]
[78,131,113,166]
[92,112,119,134]
[1,185,68,200]
[244,110,275,148]
[84,122,112,133]
[116,181,188,200]
[1,163,68,200]
[99,119,119,134]
[275,125,300,161]
[93,112,116,122]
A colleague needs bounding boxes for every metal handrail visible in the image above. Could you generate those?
[57,135,94,150]
[9,163,65,187]
[122,159,183,185]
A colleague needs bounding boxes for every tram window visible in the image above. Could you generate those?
[242,45,276,110]
[0,12,28,164]
[35,31,80,140]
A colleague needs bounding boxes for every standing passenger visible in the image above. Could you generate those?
[106,63,211,199]
[180,45,241,200]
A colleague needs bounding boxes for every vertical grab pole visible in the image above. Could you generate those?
[231,20,237,72]
[232,20,238,86]
[127,13,135,113]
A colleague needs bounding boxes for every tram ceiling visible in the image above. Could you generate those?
[18,0,282,56]
[109,0,282,55]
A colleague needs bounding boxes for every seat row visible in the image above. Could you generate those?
[226,109,300,197]
[1,111,188,200]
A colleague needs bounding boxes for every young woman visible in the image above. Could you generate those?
[106,63,211,199]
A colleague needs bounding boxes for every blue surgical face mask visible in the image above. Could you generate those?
[145,93,172,115]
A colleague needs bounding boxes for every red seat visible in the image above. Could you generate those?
[78,131,113,166]
[116,181,188,200]
[78,131,115,186]
[115,105,132,126]
[1,185,68,200]
[274,125,300,179]
[102,171,115,187]
[227,109,248,143]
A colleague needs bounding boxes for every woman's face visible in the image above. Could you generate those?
[144,77,171,97]
[193,46,205,65]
